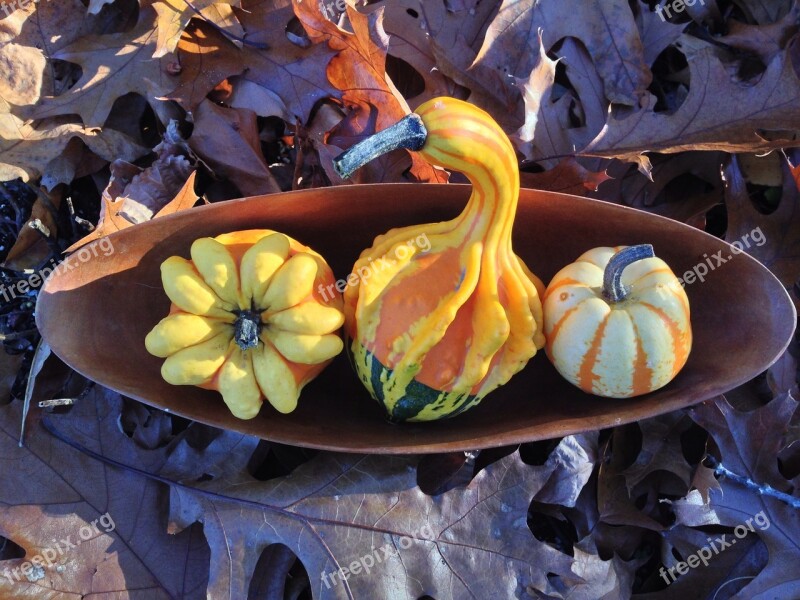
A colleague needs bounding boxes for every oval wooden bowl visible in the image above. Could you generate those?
[36,185,796,453]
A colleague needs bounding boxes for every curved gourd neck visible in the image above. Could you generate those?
[414,99,519,244]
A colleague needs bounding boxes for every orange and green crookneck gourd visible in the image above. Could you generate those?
[333,97,545,422]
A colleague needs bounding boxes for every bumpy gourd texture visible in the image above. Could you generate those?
[345,97,546,422]
[145,230,345,419]
[543,246,691,398]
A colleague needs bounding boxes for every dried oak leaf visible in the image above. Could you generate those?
[232,0,339,122]
[518,37,608,164]
[737,0,795,24]
[157,431,627,598]
[723,154,800,286]
[368,0,464,105]
[467,0,650,125]
[677,394,800,599]
[66,169,199,253]
[164,21,247,112]
[420,0,500,86]
[295,2,447,183]
[633,2,687,67]
[3,187,61,271]
[30,6,175,129]
[187,100,281,196]
[721,2,800,66]
[619,413,696,494]
[519,159,611,197]
[594,152,725,226]
[0,0,105,58]
[0,108,147,186]
[583,38,800,176]
[151,0,243,58]
[0,388,210,597]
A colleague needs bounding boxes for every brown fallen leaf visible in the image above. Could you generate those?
[368,0,464,105]
[0,352,22,405]
[519,158,611,196]
[65,170,199,253]
[619,413,696,493]
[679,394,800,598]
[187,100,281,196]
[596,428,673,533]
[0,388,211,597]
[594,152,725,226]
[467,0,650,125]
[583,39,800,176]
[233,0,340,122]
[0,108,148,187]
[0,0,112,58]
[723,154,800,286]
[292,123,330,190]
[517,37,607,163]
[721,2,800,65]
[2,188,60,271]
[296,2,447,183]
[163,21,247,111]
[151,0,243,58]
[736,0,794,24]
[160,430,632,599]
[30,6,175,129]
[633,1,687,66]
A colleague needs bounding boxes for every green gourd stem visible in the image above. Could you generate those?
[333,114,427,179]
[233,310,261,350]
[603,245,655,303]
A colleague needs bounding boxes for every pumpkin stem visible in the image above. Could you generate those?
[233,310,261,350]
[333,113,427,179]
[603,245,655,303]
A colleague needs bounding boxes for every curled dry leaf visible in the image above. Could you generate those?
[65,171,199,253]
[187,100,281,196]
[583,39,800,175]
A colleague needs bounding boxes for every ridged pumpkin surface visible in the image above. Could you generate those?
[145,229,345,419]
[543,246,691,398]
[342,98,546,422]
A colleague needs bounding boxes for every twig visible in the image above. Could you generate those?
[706,455,800,509]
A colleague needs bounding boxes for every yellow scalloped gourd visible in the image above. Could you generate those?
[145,229,345,419]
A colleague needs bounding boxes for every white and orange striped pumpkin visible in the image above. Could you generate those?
[543,245,691,398]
